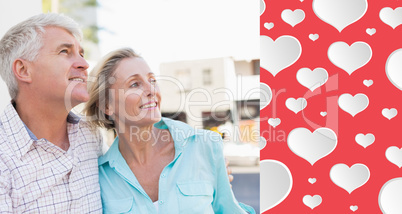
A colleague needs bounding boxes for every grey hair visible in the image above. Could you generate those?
[0,13,83,99]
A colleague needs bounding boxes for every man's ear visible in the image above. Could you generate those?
[12,58,32,83]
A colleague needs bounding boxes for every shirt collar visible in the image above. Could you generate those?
[99,117,196,166]
[1,102,81,159]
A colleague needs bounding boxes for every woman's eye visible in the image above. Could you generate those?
[130,82,139,88]
[150,78,157,84]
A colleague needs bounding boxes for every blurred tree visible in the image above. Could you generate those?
[42,0,102,60]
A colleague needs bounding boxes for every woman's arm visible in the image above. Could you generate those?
[210,132,256,214]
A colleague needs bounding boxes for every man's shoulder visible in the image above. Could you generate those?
[0,121,14,156]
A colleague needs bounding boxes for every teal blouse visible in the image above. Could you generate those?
[98,117,255,214]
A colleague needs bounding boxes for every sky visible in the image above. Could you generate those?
[96,0,259,73]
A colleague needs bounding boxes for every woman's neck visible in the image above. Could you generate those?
[118,124,158,165]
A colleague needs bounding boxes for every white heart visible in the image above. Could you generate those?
[264,22,274,30]
[285,98,307,114]
[260,83,272,110]
[308,178,317,184]
[320,112,327,117]
[260,0,266,16]
[386,48,402,91]
[313,0,368,32]
[382,108,398,120]
[330,163,370,194]
[328,41,372,75]
[260,160,293,212]
[259,136,267,150]
[379,178,402,213]
[366,28,376,36]
[268,118,281,128]
[350,205,358,212]
[303,195,322,209]
[287,127,337,165]
[260,35,302,77]
[338,93,369,117]
[355,133,375,148]
[296,67,328,91]
[363,79,373,87]
[380,7,402,29]
[309,33,319,41]
[300,0,304,2]
[386,147,402,168]
[281,9,305,27]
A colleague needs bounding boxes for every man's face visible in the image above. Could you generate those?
[28,27,89,108]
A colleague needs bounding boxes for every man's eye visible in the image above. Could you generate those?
[60,49,68,54]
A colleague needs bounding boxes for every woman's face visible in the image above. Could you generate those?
[106,57,162,128]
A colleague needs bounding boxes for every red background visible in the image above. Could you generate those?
[260,0,402,213]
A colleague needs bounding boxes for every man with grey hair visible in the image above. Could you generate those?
[0,13,103,213]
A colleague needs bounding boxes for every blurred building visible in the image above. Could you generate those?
[159,57,260,146]
[0,0,42,111]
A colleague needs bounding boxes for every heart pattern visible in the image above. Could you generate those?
[261,1,402,213]
[287,127,337,165]
[338,93,369,117]
[355,133,375,148]
[382,108,398,120]
[330,163,370,194]
[380,7,402,29]
[312,0,368,32]
[268,118,281,128]
[296,67,328,91]
[328,41,372,75]
[302,195,322,209]
[260,35,302,77]
[281,9,305,27]
[386,147,402,168]
[285,98,307,114]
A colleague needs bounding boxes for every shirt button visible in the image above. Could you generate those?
[159,200,164,205]
[161,174,166,178]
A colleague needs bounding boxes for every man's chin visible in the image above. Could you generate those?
[64,94,90,111]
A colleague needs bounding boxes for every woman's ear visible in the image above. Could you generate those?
[12,58,32,83]
[104,103,114,116]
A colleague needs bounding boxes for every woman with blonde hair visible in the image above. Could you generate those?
[84,47,255,213]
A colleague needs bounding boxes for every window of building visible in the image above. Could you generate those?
[203,69,212,85]
[252,60,260,75]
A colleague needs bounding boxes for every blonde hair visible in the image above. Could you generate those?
[0,13,82,99]
[84,47,141,129]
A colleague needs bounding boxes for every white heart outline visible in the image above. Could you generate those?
[385,48,402,91]
[385,146,402,168]
[312,0,368,32]
[260,35,302,77]
[328,41,372,75]
[379,7,402,29]
[287,127,337,165]
[338,93,369,117]
[260,159,293,212]
[260,82,272,110]
[296,67,328,91]
[379,177,402,213]
[281,9,305,27]
[330,163,370,194]
[260,0,266,16]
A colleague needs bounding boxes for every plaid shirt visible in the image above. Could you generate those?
[0,103,103,213]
